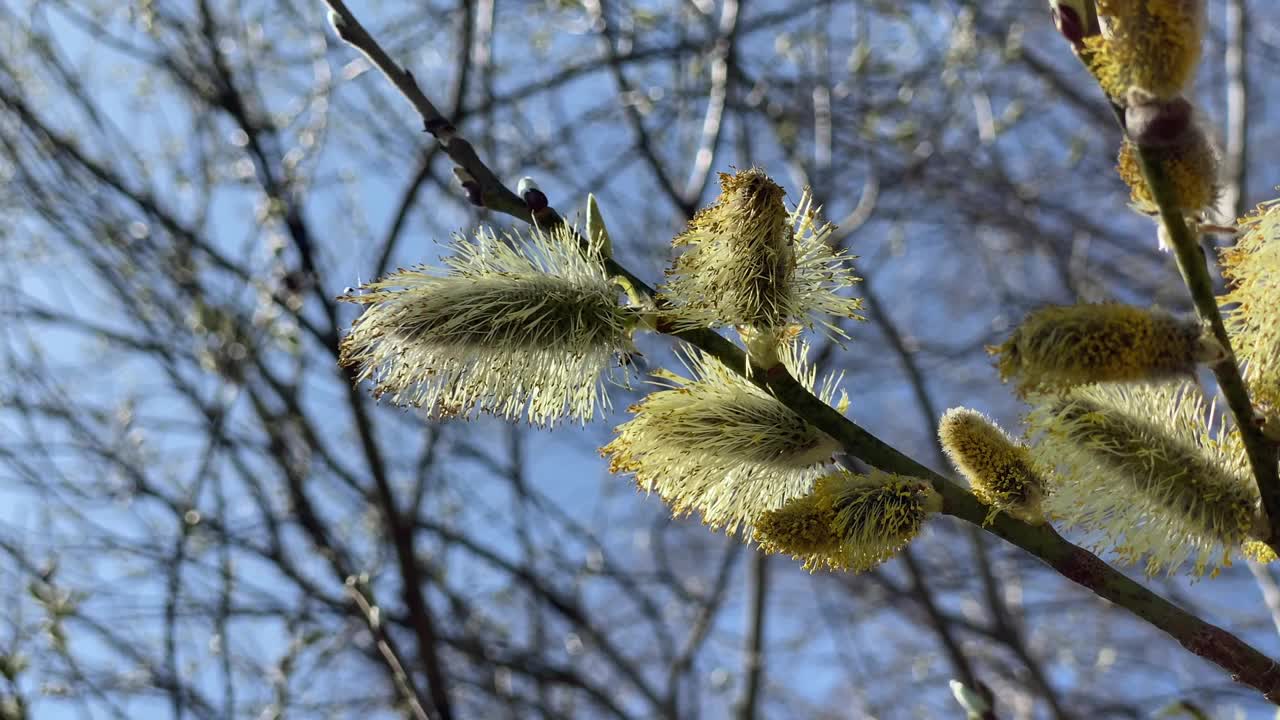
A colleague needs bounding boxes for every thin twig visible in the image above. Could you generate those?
[1222,0,1249,220]
[685,0,741,200]
[733,551,769,720]
[584,0,696,217]
[323,0,527,220]
[347,580,433,720]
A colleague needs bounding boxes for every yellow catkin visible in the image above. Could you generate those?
[1084,0,1204,104]
[991,303,1210,396]
[1116,133,1218,220]
[752,491,842,560]
[660,169,862,346]
[1220,199,1280,411]
[754,471,941,573]
[601,345,844,536]
[938,408,1046,524]
[1028,383,1262,577]
[668,168,792,328]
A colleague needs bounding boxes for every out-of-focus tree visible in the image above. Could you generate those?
[1,0,1278,718]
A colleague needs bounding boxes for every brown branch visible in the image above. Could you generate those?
[324,0,527,221]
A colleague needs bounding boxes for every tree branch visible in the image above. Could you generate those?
[733,551,769,720]
[318,0,1280,704]
[1133,146,1280,548]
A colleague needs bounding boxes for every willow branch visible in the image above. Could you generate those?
[319,0,1280,704]
[323,0,527,220]
[1133,147,1280,546]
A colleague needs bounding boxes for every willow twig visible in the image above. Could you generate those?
[1133,148,1280,548]
[319,0,1280,703]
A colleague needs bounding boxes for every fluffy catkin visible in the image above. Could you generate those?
[661,169,862,346]
[992,303,1211,396]
[1084,0,1205,105]
[1117,129,1219,224]
[1028,383,1262,576]
[754,471,941,572]
[939,408,1046,524]
[602,344,845,536]
[339,224,634,426]
[1220,198,1280,411]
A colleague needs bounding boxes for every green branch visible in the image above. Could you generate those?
[1133,146,1280,547]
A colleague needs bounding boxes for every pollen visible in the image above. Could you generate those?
[1243,540,1278,564]
[752,491,842,561]
[1117,130,1218,221]
[992,303,1211,396]
[938,408,1046,524]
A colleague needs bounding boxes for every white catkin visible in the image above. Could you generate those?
[340,224,636,426]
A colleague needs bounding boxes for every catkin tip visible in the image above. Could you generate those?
[660,169,862,343]
[1085,0,1205,104]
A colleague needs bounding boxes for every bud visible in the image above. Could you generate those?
[1124,97,1193,147]
[602,344,845,535]
[1220,198,1280,410]
[1084,0,1205,105]
[754,470,942,572]
[938,408,1047,524]
[585,193,612,258]
[991,304,1214,396]
[949,680,992,720]
[1116,120,1219,239]
[1028,383,1262,576]
[339,224,635,426]
[1048,0,1098,48]
[517,176,548,212]
[661,169,862,347]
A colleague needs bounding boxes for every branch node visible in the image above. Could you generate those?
[453,167,483,206]
[425,116,456,144]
